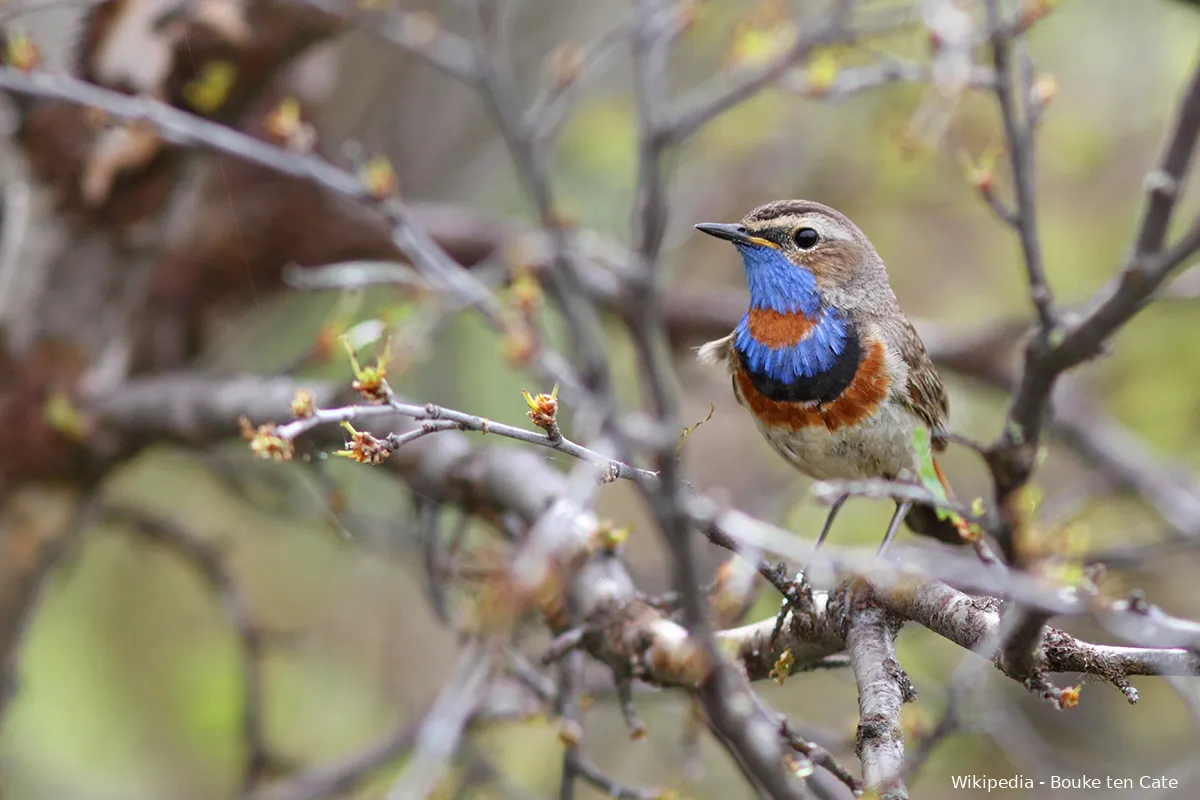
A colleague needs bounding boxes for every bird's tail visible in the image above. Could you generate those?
[902,457,971,545]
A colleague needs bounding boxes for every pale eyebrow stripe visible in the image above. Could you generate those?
[798,216,852,242]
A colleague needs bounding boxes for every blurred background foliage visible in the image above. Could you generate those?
[4,0,1200,798]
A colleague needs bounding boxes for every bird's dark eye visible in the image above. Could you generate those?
[793,227,820,249]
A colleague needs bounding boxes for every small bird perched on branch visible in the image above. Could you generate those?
[695,199,966,550]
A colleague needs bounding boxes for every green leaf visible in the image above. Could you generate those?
[911,427,952,522]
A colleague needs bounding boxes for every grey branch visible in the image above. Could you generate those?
[86,374,1200,681]
[385,641,494,800]
[103,506,285,792]
[844,582,912,800]
[986,0,1058,332]
[992,49,1200,510]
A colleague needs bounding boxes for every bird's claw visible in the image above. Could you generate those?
[769,571,814,646]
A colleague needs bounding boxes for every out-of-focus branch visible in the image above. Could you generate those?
[245,675,543,800]
[247,718,418,800]
[625,4,816,792]
[628,0,683,417]
[465,0,615,408]
[505,650,665,800]
[385,640,493,799]
[296,0,480,83]
[0,486,91,721]
[556,647,584,800]
[104,505,286,793]
[660,0,859,144]
[527,20,634,144]
[920,319,1200,542]
[1103,593,1200,654]
[0,64,588,402]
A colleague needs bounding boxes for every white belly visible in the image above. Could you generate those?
[756,401,919,481]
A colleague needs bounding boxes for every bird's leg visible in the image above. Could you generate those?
[812,493,849,555]
[771,494,849,645]
[878,501,912,556]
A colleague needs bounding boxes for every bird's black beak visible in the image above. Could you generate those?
[694,222,755,245]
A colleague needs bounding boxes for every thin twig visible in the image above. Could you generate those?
[0,64,589,404]
[297,0,480,82]
[505,650,663,800]
[986,0,1057,332]
[781,719,864,795]
[991,52,1200,507]
[466,0,616,405]
[660,0,860,144]
[527,19,636,144]
[105,505,285,793]
[274,384,654,483]
[245,719,418,800]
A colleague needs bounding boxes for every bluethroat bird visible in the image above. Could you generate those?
[695,200,964,551]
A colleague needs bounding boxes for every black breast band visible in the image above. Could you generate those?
[736,322,864,405]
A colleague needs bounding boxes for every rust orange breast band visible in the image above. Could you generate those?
[736,338,891,432]
[745,307,819,347]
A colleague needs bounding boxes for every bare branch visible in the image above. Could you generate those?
[245,720,419,800]
[0,489,94,722]
[505,650,664,800]
[781,720,864,795]
[464,0,616,405]
[245,676,542,800]
[845,582,912,800]
[878,580,1200,683]
[274,389,654,484]
[297,0,480,83]
[0,64,589,401]
[660,0,859,145]
[104,505,286,792]
[986,0,1058,332]
[385,640,494,799]
[991,51,1200,510]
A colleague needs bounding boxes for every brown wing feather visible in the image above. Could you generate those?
[894,318,950,451]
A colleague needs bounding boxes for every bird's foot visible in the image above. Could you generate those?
[769,568,815,646]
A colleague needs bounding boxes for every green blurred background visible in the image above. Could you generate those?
[5,1,1200,798]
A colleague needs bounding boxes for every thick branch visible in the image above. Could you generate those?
[844,582,911,800]
[878,580,1200,684]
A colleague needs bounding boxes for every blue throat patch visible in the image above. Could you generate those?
[737,243,821,316]
[732,243,850,384]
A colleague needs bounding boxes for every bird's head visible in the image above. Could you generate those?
[696,200,880,317]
